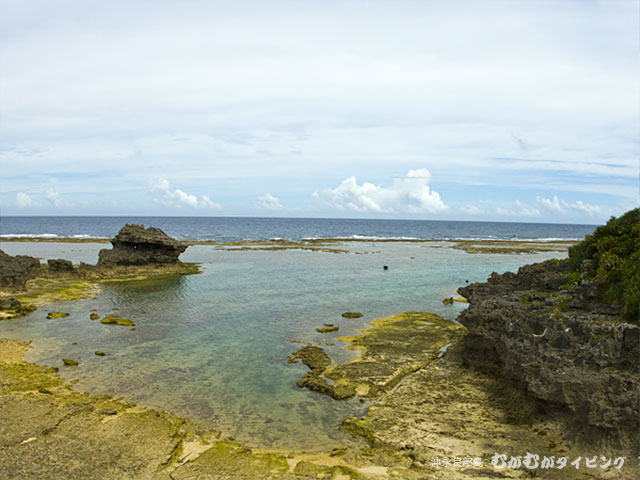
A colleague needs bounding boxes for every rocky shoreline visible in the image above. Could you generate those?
[1,214,638,479]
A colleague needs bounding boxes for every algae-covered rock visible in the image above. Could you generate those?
[89,313,100,320]
[342,312,363,318]
[442,297,454,304]
[316,325,339,333]
[0,297,35,319]
[100,314,134,326]
[47,312,70,319]
[95,351,105,356]
[62,358,78,366]
[288,346,331,370]
[170,440,290,479]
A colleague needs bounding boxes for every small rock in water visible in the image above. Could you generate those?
[442,297,454,305]
[316,326,339,333]
[89,313,100,320]
[62,358,78,366]
[383,265,389,270]
[95,351,105,356]
[100,314,135,326]
[341,312,363,318]
[47,312,70,319]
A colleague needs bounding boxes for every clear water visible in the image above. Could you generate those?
[0,240,568,450]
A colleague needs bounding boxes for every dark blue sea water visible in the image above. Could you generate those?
[0,216,597,242]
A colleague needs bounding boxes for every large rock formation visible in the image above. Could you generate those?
[0,250,42,288]
[97,224,187,268]
[458,258,639,453]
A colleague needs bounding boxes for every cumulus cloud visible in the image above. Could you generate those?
[494,201,540,218]
[537,195,601,216]
[314,169,447,214]
[255,193,282,210]
[45,188,71,208]
[15,192,35,208]
[460,205,485,216]
[149,178,221,209]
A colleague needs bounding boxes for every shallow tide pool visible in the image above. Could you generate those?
[0,242,566,450]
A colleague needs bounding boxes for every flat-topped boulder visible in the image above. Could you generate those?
[97,224,187,267]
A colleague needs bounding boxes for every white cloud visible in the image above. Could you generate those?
[149,178,220,209]
[256,193,282,210]
[315,169,447,214]
[536,195,564,213]
[460,205,484,215]
[15,192,35,208]
[537,195,601,216]
[494,201,540,218]
[45,188,69,208]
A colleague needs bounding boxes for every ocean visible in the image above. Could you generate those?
[0,216,597,450]
[0,216,596,242]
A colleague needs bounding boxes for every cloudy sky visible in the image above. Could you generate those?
[0,0,637,224]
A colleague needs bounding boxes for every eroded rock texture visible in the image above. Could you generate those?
[97,224,187,267]
[0,250,41,288]
[458,258,639,453]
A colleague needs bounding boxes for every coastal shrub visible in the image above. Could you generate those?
[568,208,640,323]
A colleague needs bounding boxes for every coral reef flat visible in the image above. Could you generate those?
[1,214,638,479]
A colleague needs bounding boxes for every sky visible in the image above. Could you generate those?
[0,0,638,224]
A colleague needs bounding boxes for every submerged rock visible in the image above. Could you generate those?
[97,224,187,267]
[0,297,35,319]
[0,250,41,289]
[46,312,70,319]
[89,313,100,320]
[341,312,363,318]
[316,325,339,333]
[62,358,78,366]
[100,314,135,326]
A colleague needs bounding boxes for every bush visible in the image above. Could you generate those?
[568,208,640,323]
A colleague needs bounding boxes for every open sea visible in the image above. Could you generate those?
[0,216,597,450]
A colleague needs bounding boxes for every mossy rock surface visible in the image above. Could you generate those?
[89,313,100,320]
[47,312,70,319]
[100,314,135,326]
[95,351,105,356]
[316,325,339,333]
[62,358,78,366]
[341,312,363,318]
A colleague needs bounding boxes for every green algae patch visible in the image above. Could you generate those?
[100,314,135,326]
[326,312,466,398]
[316,325,339,333]
[291,312,466,401]
[16,278,100,310]
[46,311,70,319]
[341,312,363,318]
[0,361,65,393]
[170,440,290,479]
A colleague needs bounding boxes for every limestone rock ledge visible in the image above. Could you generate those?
[458,258,639,454]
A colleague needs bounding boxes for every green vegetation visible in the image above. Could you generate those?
[568,208,640,323]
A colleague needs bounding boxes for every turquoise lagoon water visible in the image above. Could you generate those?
[0,241,567,450]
